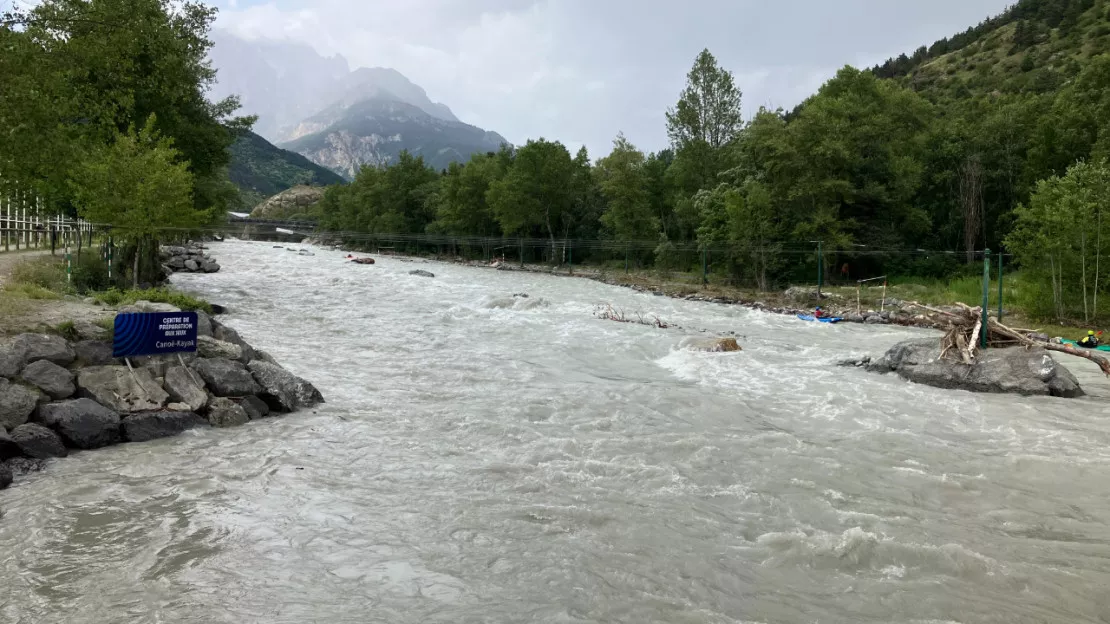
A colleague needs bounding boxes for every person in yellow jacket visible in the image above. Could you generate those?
[1078,330,1101,348]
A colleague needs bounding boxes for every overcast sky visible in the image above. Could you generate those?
[212,0,1014,156]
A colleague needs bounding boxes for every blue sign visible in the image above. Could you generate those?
[113,312,199,358]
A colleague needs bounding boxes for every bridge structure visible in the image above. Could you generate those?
[226,212,319,240]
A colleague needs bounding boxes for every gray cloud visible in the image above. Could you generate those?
[215,0,1014,156]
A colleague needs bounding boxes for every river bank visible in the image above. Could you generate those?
[0,249,325,496]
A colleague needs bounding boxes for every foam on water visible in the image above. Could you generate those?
[2,240,1110,623]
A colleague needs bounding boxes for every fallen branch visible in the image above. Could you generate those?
[1041,342,1110,376]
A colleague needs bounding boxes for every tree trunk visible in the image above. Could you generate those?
[132,238,140,290]
[1082,229,1089,322]
[1096,207,1102,317]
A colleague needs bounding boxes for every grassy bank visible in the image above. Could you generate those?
[0,255,211,336]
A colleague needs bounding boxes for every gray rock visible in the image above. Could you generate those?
[168,256,186,270]
[0,378,39,430]
[13,333,75,367]
[38,398,121,449]
[200,260,220,273]
[409,270,435,278]
[867,339,1083,398]
[184,259,199,271]
[210,322,256,363]
[206,397,249,428]
[0,462,11,489]
[195,311,214,338]
[73,340,115,366]
[164,366,208,412]
[239,395,270,420]
[118,300,179,314]
[20,360,75,400]
[191,358,260,397]
[247,360,324,412]
[863,315,883,325]
[9,423,67,459]
[0,427,20,459]
[0,345,22,378]
[253,349,279,365]
[197,335,243,360]
[6,457,47,475]
[76,365,169,413]
[166,402,191,411]
[122,411,208,443]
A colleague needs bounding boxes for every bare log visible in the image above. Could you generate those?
[1041,342,1110,376]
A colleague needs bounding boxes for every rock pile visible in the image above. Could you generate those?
[0,311,323,491]
[160,244,221,275]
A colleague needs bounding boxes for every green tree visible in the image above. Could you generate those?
[1007,160,1110,321]
[69,119,197,287]
[596,133,658,242]
[666,49,743,150]
[487,139,575,253]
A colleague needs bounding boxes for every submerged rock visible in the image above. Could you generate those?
[38,398,121,449]
[409,269,435,278]
[867,339,1083,398]
[122,411,208,443]
[688,338,742,353]
[0,462,11,489]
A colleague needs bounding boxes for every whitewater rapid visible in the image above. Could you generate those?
[2,240,1110,623]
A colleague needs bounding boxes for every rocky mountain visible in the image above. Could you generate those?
[280,97,507,178]
[228,131,346,209]
[211,31,508,183]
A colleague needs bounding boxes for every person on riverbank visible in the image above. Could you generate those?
[1079,330,1101,348]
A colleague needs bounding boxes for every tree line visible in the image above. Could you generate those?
[1,0,250,286]
[316,40,1110,321]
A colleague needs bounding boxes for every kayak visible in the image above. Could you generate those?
[1060,338,1110,352]
[797,314,843,324]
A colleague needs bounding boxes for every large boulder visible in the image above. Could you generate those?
[867,339,1083,398]
[239,395,270,420]
[0,462,11,489]
[76,366,169,412]
[195,311,214,338]
[210,322,256,363]
[20,360,75,400]
[9,423,67,459]
[247,360,324,412]
[0,427,20,460]
[13,333,75,367]
[0,378,39,430]
[164,366,207,412]
[196,335,243,360]
[0,344,22,377]
[38,398,121,449]
[409,269,435,278]
[73,340,115,366]
[184,259,199,272]
[206,397,249,428]
[191,358,261,397]
[118,300,179,314]
[122,411,208,443]
[687,338,742,353]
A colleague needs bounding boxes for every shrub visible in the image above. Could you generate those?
[9,257,68,292]
[92,287,212,314]
[70,254,112,293]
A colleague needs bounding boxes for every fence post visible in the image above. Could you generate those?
[519,238,524,268]
[65,231,72,285]
[981,249,991,349]
[997,253,1004,323]
[568,240,573,275]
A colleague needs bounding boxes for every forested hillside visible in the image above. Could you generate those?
[310,0,1110,321]
[228,131,346,209]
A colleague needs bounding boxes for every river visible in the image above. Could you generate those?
[2,240,1110,623]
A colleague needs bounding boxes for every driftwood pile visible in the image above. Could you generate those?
[594,304,674,329]
[909,301,1110,375]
